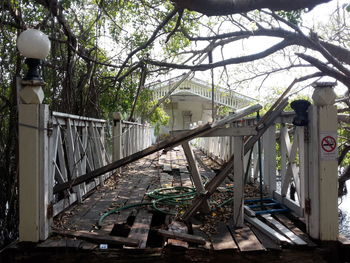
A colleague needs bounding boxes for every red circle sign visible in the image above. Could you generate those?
[321,136,337,153]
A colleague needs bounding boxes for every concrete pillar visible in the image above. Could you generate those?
[112,112,123,163]
[19,79,50,242]
[306,82,338,240]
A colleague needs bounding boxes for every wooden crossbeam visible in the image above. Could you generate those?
[53,104,261,194]
[182,141,210,213]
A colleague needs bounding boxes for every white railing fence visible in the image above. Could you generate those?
[50,112,112,217]
[121,120,154,158]
[50,114,154,218]
[192,112,305,217]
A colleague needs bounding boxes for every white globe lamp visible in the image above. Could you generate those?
[17,29,51,81]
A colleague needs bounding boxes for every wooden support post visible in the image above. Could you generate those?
[306,82,338,240]
[182,141,210,213]
[19,80,51,242]
[233,136,244,227]
[262,125,276,196]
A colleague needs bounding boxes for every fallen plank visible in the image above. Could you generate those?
[211,222,238,251]
[261,214,307,246]
[53,230,139,247]
[126,210,153,249]
[54,104,261,194]
[228,224,265,252]
[274,213,316,247]
[158,229,206,245]
[244,215,292,245]
[167,221,189,248]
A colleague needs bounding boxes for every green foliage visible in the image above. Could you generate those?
[276,10,302,25]
[217,105,231,116]
[136,89,169,135]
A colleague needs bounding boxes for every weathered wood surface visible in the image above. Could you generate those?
[211,222,238,251]
[53,104,261,194]
[126,210,153,249]
[230,225,265,252]
[49,149,320,256]
[53,230,139,247]
[166,221,189,248]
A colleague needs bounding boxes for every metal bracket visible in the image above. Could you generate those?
[305,198,311,215]
[47,202,53,219]
[47,121,53,137]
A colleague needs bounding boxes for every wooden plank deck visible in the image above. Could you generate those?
[40,149,331,258]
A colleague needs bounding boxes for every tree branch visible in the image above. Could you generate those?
[145,39,293,71]
[172,0,331,16]
[296,53,350,89]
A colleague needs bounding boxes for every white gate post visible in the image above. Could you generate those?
[307,82,338,240]
[112,112,123,163]
[18,80,51,242]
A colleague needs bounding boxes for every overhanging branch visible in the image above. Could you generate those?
[172,0,331,16]
[145,39,294,71]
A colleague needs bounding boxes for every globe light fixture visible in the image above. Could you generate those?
[17,29,51,81]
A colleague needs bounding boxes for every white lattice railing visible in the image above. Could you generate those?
[193,112,305,216]
[50,112,112,216]
[50,113,154,217]
[121,120,154,158]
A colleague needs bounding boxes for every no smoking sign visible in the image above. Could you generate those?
[320,132,337,160]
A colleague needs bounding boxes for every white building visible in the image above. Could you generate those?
[150,76,256,135]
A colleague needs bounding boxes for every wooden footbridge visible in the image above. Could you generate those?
[2,82,350,262]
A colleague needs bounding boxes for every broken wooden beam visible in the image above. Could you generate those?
[54,104,261,194]
[53,230,140,247]
[158,229,206,245]
[167,221,189,248]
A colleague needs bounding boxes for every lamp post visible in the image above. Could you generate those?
[17,29,50,103]
[17,29,52,242]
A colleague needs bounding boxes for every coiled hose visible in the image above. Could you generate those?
[98,186,197,228]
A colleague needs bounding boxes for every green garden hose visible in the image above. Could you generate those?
[97,186,197,227]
